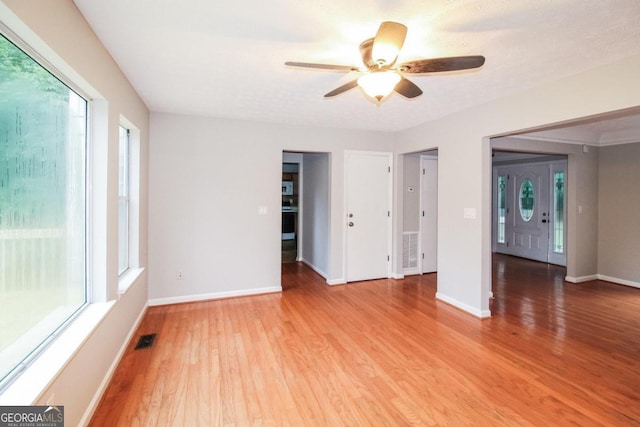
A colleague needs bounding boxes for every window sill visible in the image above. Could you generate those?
[118,267,144,296]
[0,301,115,405]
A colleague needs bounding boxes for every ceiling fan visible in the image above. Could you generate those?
[285,21,485,103]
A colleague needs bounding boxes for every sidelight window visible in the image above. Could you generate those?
[497,175,506,243]
[553,172,565,253]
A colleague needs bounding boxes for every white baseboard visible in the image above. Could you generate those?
[436,292,492,318]
[565,274,598,283]
[401,268,420,277]
[299,258,328,279]
[148,286,282,306]
[327,278,346,285]
[391,272,406,279]
[79,302,148,426]
[566,274,639,289]
[597,274,640,289]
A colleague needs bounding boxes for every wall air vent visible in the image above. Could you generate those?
[402,232,419,270]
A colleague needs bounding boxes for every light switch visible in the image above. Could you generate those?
[463,208,477,219]
[258,206,268,215]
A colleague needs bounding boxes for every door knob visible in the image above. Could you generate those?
[348,222,354,227]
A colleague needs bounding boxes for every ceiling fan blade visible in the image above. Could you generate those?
[285,61,357,72]
[371,21,407,66]
[359,38,376,69]
[394,77,423,99]
[400,56,485,73]
[324,79,359,97]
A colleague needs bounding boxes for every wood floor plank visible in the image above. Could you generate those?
[90,255,640,426]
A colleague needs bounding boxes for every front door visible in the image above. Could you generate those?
[509,165,550,262]
[345,151,391,282]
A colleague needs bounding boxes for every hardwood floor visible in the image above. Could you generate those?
[90,255,640,426]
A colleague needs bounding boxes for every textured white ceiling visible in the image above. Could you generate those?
[72,0,640,133]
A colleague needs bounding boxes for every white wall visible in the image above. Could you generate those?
[0,1,149,425]
[301,153,330,276]
[396,54,640,317]
[402,154,421,232]
[149,113,393,303]
[598,142,640,286]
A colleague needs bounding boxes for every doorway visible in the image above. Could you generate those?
[281,158,302,263]
[281,161,299,263]
[493,155,567,265]
[281,151,331,279]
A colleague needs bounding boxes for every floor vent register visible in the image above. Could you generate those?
[135,333,157,350]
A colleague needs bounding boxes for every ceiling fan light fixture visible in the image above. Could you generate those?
[357,71,401,101]
[371,42,400,66]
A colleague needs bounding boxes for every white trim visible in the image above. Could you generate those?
[78,303,148,426]
[300,258,327,279]
[391,273,405,279]
[0,303,115,405]
[509,133,640,148]
[565,274,598,283]
[597,274,640,289]
[565,274,640,289]
[435,292,492,318]
[118,267,144,296]
[0,6,101,99]
[148,287,282,307]
[327,278,346,286]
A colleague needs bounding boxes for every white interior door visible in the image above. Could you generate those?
[420,156,437,273]
[505,164,550,262]
[345,151,391,282]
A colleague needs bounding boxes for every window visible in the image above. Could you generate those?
[0,34,87,385]
[519,178,535,221]
[118,126,129,275]
[497,175,506,243]
[553,171,565,253]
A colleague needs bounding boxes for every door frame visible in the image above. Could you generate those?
[343,150,393,282]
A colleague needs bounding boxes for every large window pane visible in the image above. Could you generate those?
[118,126,129,275]
[0,34,87,384]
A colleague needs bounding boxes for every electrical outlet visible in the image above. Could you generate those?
[177,271,184,280]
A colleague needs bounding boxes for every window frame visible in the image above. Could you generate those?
[0,27,90,390]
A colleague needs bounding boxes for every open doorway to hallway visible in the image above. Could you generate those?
[281,151,331,280]
[401,149,438,276]
[281,159,299,263]
[489,107,640,294]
